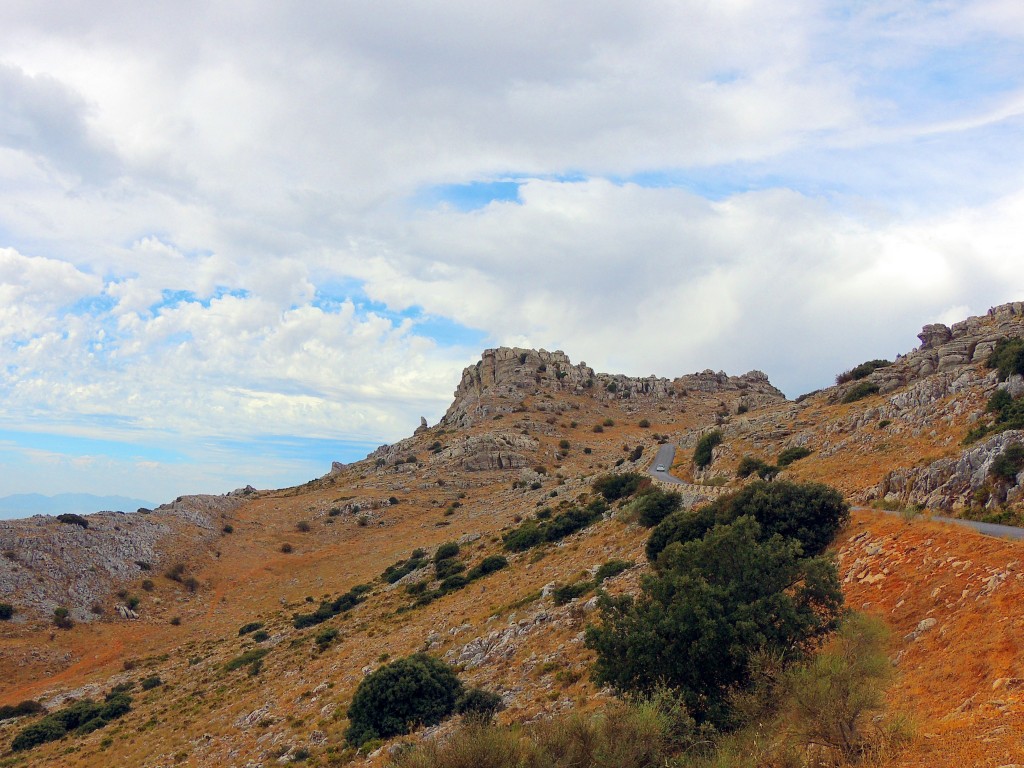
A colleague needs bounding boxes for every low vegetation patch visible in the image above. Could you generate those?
[777,445,812,467]
[0,700,43,722]
[293,584,372,629]
[835,358,891,385]
[841,381,880,403]
[592,472,645,501]
[56,513,89,529]
[736,456,778,480]
[987,337,1024,381]
[224,648,269,673]
[503,499,608,552]
[381,550,429,584]
[11,691,131,752]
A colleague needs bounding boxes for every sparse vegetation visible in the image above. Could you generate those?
[990,442,1024,483]
[56,513,89,529]
[52,607,73,630]
[0,603,13,620]
[238,621,264,636]
[736,455,778,480]
[224,648,269,673]
[0,700,43,722]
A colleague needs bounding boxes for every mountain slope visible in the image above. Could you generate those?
[0,303,1023,766]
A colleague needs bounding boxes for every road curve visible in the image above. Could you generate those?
[649,443,686,485]
[650,445,1024,541]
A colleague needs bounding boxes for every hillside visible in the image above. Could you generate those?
[1,302,1023,767]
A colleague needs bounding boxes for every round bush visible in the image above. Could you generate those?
[345,654,463,746]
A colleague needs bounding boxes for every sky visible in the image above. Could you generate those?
[0,1,1023,505]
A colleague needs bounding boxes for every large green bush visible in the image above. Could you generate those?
[646,480,849,563]
[345,654,464,746]
[592,473,645,501]
[693,431,722,469]
[629,489,682,528]
[587,517,843,727]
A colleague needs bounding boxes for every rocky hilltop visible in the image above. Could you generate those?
[441,345,783,428]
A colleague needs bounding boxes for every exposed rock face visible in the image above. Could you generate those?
[852,301,1024,395]
[441,347,785,428]
[445,433,540,471]
[0,494,245,621]
[869,430,1024,511]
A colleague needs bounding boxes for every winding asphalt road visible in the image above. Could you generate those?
[649,443,686,486]
[648,444,1024,541]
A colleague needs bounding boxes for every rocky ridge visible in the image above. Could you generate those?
[0,492,250,622]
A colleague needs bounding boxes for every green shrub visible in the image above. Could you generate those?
[841,381,880,403]
[0,700,43,721]
[434,542,460,563]
[238,621,264,636]
[11,717,67,751]
[693,431,722,469]
[647,480,849,562]
[435,559,466,580]
[785,612,892,760]
[11,693,131,752]
[588,517,843,727]
[53,607,73,630]
[835,359,891,385]
[315,627,340,650]
[140,675,162,691]
[438,574,470,594]
[502,522,545,552]
[987,337,1024,381]
[630,489,682,527]
[990,443,1024,483]
[777,446,812,467]
[454,688,504,722]
[592,472,645,501]
[296,520,311,532]
[252,630,270,642]
[544,500,606,541]
[467,555,508,580]
[382,554,429,584]
[224,649,269,673]
[292,584,368,629]
[56,513,88,529]
[736,456,778,479]
[595,559,632,583]
[551,581,593,605]
[345,654,463,746]
[638,419,651,428]
[0,603,13,620]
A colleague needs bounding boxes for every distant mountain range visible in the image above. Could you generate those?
[0,493,158,520]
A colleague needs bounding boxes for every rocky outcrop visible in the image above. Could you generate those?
[868,430,1024,511]
[444,432,540,471]
[849,301,1024,396]
[442,347,785,428]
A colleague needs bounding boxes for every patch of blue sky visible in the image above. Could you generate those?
[414,179,523,211]
[0,427,187,464]
[312,280,488,348]
[150,286,250,314]
[863,42,1024,121]
[211,434,380,466]
[615,169,763,200]
[67,294,118,317]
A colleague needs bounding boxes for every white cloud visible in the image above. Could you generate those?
[0,2,1021,499]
